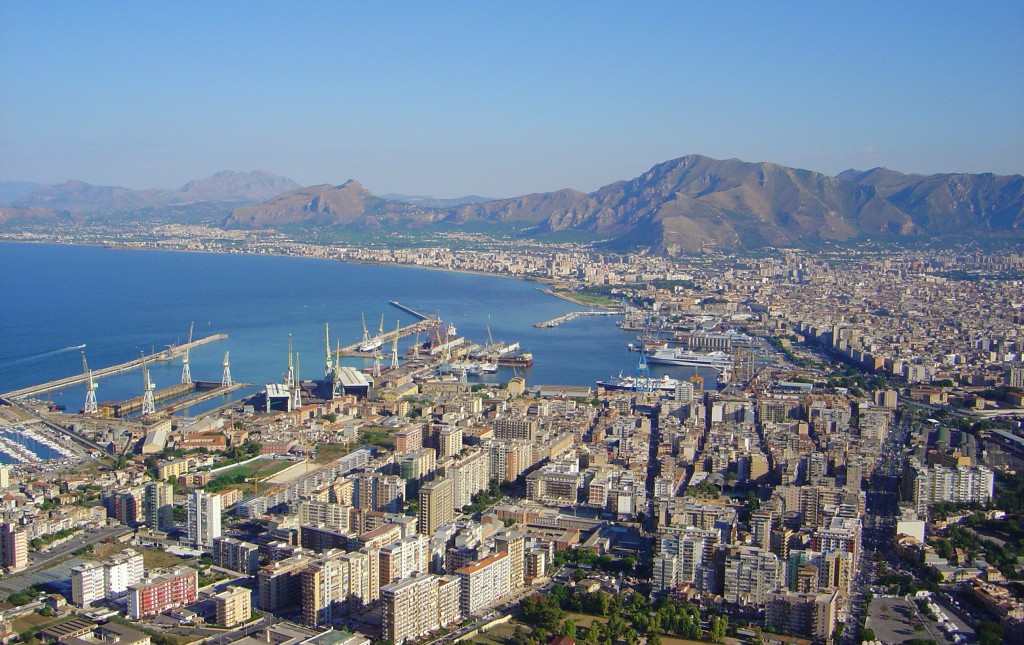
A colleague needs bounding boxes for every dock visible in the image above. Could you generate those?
[534,310,623,328]
[1,334,228,399]
[335,318,441,357]
[159,382,249,415]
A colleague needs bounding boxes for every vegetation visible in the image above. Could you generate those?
[6,587,40,606]
[358,427,396,450]
[551,549,638,577]
[29,527,81,550]
[462,480,506,514]
[313,442,349,463]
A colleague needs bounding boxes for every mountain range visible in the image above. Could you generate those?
[4,156,1022,254]
[0,170,300,217]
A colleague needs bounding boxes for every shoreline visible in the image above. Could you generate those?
[0,236,571,299]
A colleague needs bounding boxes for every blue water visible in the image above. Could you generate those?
[0,242,715,414]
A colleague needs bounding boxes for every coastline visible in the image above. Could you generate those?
[0,236,567,297]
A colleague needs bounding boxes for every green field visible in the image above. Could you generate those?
[213,457,294,480]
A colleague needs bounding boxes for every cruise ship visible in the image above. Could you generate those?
[645,348,733,370]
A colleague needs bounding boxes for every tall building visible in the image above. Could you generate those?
[257,554,309,612]
[213,536,260,575]
[495,532,525,590]
[909,463,995,516]
[765,590,840,644]
[71,562,106,607]
[493,417,537,441]
[382,574,440,645]
[444,447,490,509]
[127,567,198,619]
[437,426,463,459]
[0,523,28,571]
[380,535,430,588]
[213,586,252,628]
[188,489,222,549]
[721,547,782,607]
[105,549,144,599]
[419,477,454,535]
[143,481,174,531]
[455,552,510,616]
[381,573,463,645]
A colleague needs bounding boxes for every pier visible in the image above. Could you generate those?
[534,310,623,328]
[389,301,434,321]
[1,334,228,399]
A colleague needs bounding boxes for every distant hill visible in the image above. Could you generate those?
[0,181,43,204]
[224,180,446,229]
[8,170,300,214]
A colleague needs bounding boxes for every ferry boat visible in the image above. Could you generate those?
[645,348,733,371]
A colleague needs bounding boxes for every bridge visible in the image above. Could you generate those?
[1,334,228,399]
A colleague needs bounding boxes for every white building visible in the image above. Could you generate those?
[188,489,223,549]
[71,561,106,607]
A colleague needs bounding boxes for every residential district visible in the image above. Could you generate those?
[0,227,1022,645]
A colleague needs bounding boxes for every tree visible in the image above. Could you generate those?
[561,620,577,639]
[860,627,876,643]
[709,616,728,643]
[646,632,661,645]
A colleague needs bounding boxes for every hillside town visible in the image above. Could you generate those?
[0,228,1021,645]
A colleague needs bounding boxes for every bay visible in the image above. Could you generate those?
[0,242,714,415]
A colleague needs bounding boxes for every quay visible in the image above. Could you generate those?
[335,318,441,357]
[534,310,623,328]
[1,334,228,399]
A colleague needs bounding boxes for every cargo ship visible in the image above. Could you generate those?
[497,352,534,368]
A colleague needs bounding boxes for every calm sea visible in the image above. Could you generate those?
[0,242,714,416]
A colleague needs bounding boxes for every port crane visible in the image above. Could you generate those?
[292,353,302,409]
[221,351,232,387]
[81,351,98,415]
[140,352,156,416]
[324,323,333,379]
[390,321,400,369]
[181,321,194,384]
[360,314,370,347]
[286,333,295,388]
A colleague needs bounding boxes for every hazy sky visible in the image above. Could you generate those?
[2,2,1022,197]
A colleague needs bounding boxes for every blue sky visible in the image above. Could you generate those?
[1,2,1022,197]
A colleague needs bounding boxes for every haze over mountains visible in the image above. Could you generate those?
[4,156,1022,254]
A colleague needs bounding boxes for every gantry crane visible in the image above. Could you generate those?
[81,351,98,415]
[140,352,156,416]
[181,321,194,384]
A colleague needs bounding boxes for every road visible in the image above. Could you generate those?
[27,526,133,571]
